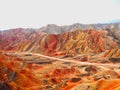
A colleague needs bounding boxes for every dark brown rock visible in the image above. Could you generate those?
[109,58,120,63]
[71,77,81,82]
[0,82,11,90]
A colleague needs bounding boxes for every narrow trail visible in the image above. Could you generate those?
[11,52,120,67]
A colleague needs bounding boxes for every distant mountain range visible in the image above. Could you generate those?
[38,22,120,34]
[0,22,120,55]
[37,19,120,34]
[1,20,120,34]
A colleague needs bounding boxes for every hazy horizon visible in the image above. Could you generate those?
[0,0,120,30]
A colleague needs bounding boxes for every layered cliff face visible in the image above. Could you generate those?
[39,30,117,55]
[0,29,118,56]
[104,49,120,58]
[0,28,46,51]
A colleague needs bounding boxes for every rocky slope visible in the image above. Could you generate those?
[0,28,46,51]
[0,23,120,90]
[0,29,119,56]
[1,50,120,90]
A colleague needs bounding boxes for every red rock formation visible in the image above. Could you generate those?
[98,79,120,90]
[0,29,118,56]
[104,49,120,57]
[52,67,75,77]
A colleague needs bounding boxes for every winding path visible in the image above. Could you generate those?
[9,52,120,67]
